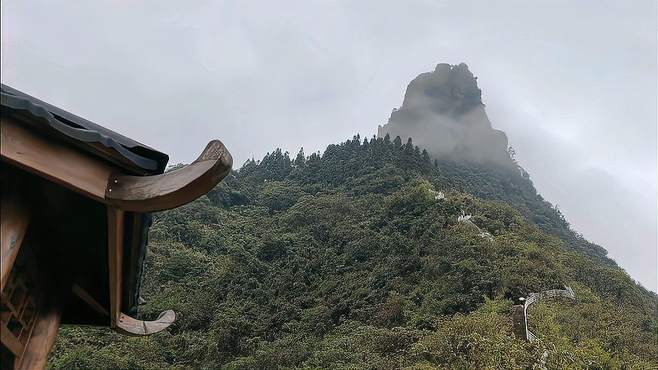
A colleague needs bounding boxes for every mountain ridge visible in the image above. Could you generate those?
[49,65,657,368]
[50,133,657,368]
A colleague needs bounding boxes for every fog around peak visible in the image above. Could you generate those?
[378,63,512,167]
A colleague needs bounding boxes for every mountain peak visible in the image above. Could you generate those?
[378,63,512,166]
[403,63,482,114]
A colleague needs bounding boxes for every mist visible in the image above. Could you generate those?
[1,1,656,291]
[378,63,512,167]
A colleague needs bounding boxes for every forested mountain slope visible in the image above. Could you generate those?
[50,135,658,369]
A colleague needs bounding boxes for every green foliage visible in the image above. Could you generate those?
[411,301,535,369]
[50,135,658,369]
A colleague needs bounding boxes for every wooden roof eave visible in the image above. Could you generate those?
[1,117,233,336]
[1,117,233,213]
[105,140,232,212]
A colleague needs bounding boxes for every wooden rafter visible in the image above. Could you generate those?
[72,284,109,317]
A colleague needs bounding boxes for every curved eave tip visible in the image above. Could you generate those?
[116,309,176,336]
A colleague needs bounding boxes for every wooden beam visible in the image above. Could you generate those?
[107,207,124,328]
[1,117,114,202]
[0,195,29,292]
[105,140,232,212]
[72,284,109,317]
[15,309,61,370]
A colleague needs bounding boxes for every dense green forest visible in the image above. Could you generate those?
[50,134,657,369]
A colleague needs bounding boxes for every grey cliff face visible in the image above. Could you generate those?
[378,63,512,166]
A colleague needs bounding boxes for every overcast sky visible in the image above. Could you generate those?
[2,0,656,291]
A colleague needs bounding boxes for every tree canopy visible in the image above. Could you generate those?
[50,135,658,369]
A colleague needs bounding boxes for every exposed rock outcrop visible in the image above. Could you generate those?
[378,63,513,167]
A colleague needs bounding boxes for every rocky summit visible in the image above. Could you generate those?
[378,63,512,166]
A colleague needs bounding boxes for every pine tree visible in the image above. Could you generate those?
[422,149,431,164]
[404,138,415,156]
[294,148,306,168]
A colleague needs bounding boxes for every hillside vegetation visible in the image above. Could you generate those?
[50,135,658,369]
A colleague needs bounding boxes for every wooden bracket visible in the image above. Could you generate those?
[116,310,175,336]
[105,140,232,212]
